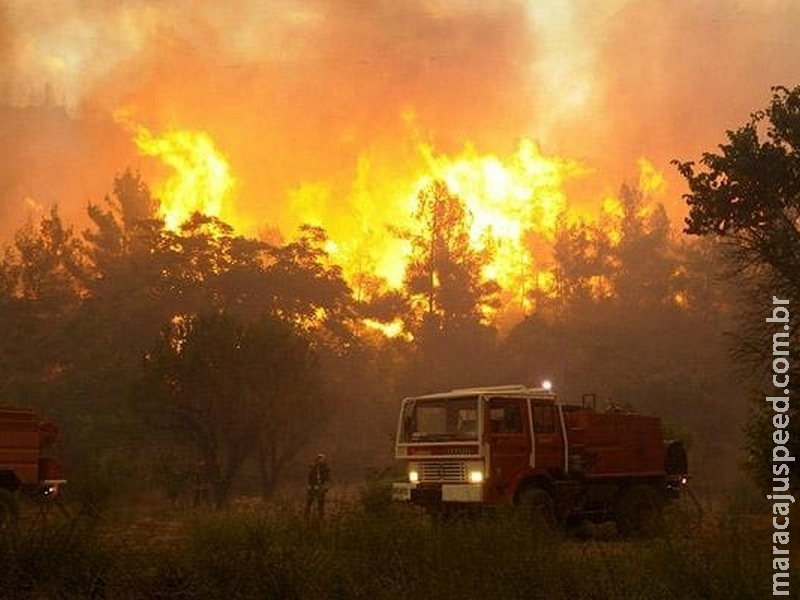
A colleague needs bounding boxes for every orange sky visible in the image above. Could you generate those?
[2,0,800,248]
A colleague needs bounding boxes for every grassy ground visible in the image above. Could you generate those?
[0,487,796,599]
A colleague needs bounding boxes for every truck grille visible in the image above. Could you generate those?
[420,461,466,482]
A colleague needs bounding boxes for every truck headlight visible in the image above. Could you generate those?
[469,470,484,483]
[408,469,419,483]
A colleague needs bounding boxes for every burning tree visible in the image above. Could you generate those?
[401,179,500,390]
[552,214,613,308]
[404,179,499,331]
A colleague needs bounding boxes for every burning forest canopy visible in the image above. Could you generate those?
[2,1,800,330]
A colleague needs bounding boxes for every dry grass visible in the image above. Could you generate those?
[0,487,795,599]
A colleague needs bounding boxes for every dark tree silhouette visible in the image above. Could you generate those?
[0,206,87,398]
[135,312,327,506]
[552,213,612,308]
[399,180,500,391]
[404,179,498,332]
[263,224,354,349]
[609,184,676,310]
[676,85,800,491]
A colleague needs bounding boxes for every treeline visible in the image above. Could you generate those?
[0,163,745,507]
[0,172,361,506]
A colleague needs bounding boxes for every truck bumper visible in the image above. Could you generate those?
[442,484,483,503]
[392,482,483,504]
[392,482,413,502]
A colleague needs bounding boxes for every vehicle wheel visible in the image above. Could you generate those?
[616,484,664,537]
[665,441,689,475]
[0,488,19,529]
[516,486,556,530]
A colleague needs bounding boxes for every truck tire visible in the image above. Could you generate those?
[516,485,556,530]
[0,488,19,529]
[665,441,689,475]
[616,484,664,537]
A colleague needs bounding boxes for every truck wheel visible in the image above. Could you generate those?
[516,486,555,530]
[616,484,664,537]
[665,441,689,475]
[0,488,19,529]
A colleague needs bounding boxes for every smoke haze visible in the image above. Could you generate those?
[2,0,800,239]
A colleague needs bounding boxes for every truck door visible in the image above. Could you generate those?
[531,401,565,472]
[486,397,530,500]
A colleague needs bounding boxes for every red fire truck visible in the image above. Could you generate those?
[0,406,66,525]
[392,384,689,534]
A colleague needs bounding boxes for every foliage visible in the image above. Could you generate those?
[263,224,354,344]
[0,206,89,414]
[552,183,677,312]
[1,170,355,503]
[610,185,676,309]
[404,179,499,331]
[552,213,612,306]
[675,85,800,491]
[398,180,501,392]
[0,151,752,502]
[134,312,328,506]
[506,185,736,455]
[0,501,785,599]
[358,467,396,515]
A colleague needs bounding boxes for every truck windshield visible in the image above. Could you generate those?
[400,396,479,442]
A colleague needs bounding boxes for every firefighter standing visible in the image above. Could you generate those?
[193,458,211,508]
[305,453,331,518]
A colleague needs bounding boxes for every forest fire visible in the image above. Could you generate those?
[133,125,236,232]
[413,139,586,305]
[3,7,797,596]
[362,318,409,340]
[128,120,669,322]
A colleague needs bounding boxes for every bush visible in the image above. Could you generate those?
[0,497,794,599]
[358,468,395,516]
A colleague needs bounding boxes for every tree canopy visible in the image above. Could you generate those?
[135,312,326,506]
[676,84,800,491]
[0,147,752,503]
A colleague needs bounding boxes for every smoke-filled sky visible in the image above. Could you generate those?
[2,0,800,243]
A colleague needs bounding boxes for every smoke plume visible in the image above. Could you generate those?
[2,0,799,240]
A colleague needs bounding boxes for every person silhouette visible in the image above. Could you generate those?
[305,453,331,518]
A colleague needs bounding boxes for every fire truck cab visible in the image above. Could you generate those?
[392,384,688,532]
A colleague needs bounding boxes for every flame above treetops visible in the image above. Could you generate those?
[133,125,236,231]
[125,118,670,323]
[114,108,239,233]
[415,139,587,307]
[287,138,591,309]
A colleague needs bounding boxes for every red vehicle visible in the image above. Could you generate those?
[0,406,66,524]
[392,384,689,533]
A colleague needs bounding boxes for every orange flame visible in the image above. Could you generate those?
[414,138,587,309]
[284,138,589,310]
[120,113,672,329]
[362,318,412,340]
[637,156,666,197]
[124,119,237,231]
[135,127,235,231]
